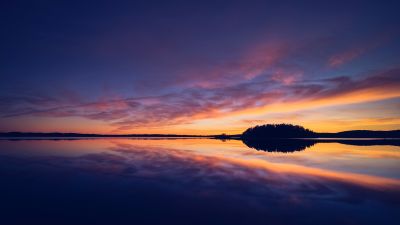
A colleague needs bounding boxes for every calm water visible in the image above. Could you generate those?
[0,138,399,225]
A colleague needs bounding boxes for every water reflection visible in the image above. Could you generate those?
[242,138,400,152]
[242,138,316,152]
[0,139,399,225]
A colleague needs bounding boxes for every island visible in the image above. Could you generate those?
[1,123,399,152]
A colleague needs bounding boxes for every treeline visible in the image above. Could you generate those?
[239,124,400,139]
[242,124,316,139]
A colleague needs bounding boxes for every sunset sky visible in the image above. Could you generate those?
[1,0,400,134]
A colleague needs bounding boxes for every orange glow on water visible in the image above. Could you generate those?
[3,138,399,190]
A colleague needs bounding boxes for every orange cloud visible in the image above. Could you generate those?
[1,66,399,134]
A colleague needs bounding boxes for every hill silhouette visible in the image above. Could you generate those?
[318,130,400,138]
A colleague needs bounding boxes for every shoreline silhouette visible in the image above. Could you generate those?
[1,123,399,139]
[1,124,399,152]
[238,124,400,151]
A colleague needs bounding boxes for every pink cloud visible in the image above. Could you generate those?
[328,47,365,67]
[327,34,392,68]
[271,69,303,85]
[2,67,399,132]
[172,39,293,89]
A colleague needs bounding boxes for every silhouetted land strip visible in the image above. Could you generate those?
[238,124,400,152]
[1,124,399,152]
[240,124,400,139]
[0,132,211,138]
[318,130,400,138]
[2,124,399,139]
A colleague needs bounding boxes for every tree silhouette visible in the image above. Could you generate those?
[242,124,316,139]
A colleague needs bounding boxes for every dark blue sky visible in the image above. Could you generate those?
[1,0,400,133]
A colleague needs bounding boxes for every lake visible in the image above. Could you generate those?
[0,138,399,225]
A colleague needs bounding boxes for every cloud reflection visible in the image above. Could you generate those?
[0,139,399,224]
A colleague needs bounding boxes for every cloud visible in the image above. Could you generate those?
[328,47,366,67]
[1,67,399,132]
[327,35,392,68]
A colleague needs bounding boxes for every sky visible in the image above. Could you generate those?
[1,0,400,134]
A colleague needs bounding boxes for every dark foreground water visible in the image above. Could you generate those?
[0,138,399,225]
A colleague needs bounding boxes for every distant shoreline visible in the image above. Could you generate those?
[0,130,399,139]
[0,132,212,138]
[1,131,399,151]
[1,123,399,141]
